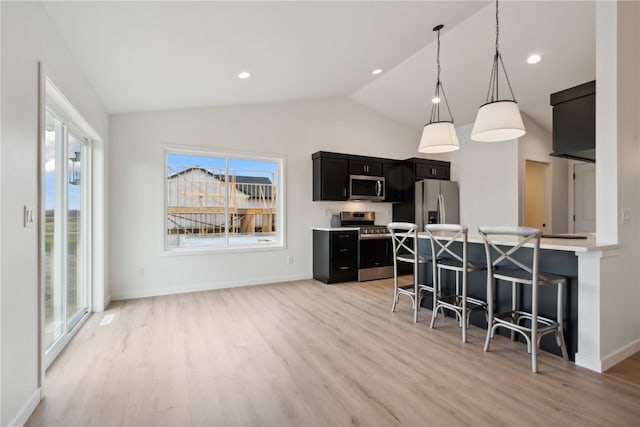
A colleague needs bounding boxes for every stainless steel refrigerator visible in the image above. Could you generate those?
[414,179,459,229]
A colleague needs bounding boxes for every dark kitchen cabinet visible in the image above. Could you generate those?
[313,229,358,284]
[550,80,595,162]
[411,158,451,180]
[391,158,451,225]
[312,153,348,201]
[383,160,406,203]
[349,159,383,176]
[311,151,450,202]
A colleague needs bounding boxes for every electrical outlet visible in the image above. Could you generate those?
[138,267,145,277]
[287,256,293,264]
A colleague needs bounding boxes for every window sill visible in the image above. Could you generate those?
[162,242,285,256]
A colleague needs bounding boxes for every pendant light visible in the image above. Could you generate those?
[471,0,526,142]
[419,24,460,153]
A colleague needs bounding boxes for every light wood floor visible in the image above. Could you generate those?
[27,278,640,426]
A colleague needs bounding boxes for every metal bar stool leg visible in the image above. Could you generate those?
[557,281,569,360]
[531,278,539,373]
[429,264,440,329]
[413,261,419,323]
[511,281,517,342]
[391,264,399,313]
[484,275,494,352]
[462,270,467,343]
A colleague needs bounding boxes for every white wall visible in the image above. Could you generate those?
[518,115,569,234]
[596,0,640,367]
[108,98,419,300]
[576,0,640,371]
[440,123,519,233]
[0,2,4,423]
[1,2,108,425]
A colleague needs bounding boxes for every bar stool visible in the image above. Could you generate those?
[426,224,487,343]
[478,226,569,373]
[387,222,433,323]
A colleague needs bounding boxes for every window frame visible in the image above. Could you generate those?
[163,146,286,254]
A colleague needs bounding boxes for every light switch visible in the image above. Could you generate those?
[24,205,34,227]
[620,208,632,225]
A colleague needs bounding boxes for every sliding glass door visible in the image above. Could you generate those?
[44,110,90,365]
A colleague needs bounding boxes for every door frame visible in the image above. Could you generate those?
[38,64,103,395]
[523,159,552,232]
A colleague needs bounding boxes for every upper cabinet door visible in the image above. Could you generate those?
[313,156,348,201]
[414,163,450,180]
[349,159,383,176]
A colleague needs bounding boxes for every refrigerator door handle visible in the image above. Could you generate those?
[439,194,446,224]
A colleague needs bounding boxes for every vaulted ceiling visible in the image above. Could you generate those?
[43,1,595,132]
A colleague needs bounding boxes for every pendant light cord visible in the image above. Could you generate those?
[436,27,441,87]
[428,24,454,124]
[484,0,517,104]
[434,27,441,122]
[495,0,499,56]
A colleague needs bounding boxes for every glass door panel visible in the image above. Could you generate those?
[43,109,90,365]
[44,112,64,350]
[67,134,86,329]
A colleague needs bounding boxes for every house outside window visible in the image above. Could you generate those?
[165,150,284,251]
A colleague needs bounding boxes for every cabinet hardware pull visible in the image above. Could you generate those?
[339,266,350,270]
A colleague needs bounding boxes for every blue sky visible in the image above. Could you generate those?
[167,153,278,182]
[45,171,81,211]
[44,124,83,210]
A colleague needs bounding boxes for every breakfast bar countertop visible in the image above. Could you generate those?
[417,232,617,253]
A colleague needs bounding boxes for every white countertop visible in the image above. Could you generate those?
[313,227,359,231]
[313,227,617,253]
[417,231,614,253]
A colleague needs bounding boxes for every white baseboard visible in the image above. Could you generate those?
[575,338,640,373]
[110,273,313,301]
[602,338,640,371]
[103,294,112,310]
[8,387,41,427]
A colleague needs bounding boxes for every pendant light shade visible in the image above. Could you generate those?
[471,0,526,143]
[471,100,525,142]
[419,122,460,153]
[419,24,460,154]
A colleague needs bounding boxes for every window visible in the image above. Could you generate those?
[165,150,284,251]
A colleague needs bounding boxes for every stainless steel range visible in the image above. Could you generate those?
[340,212,394,281]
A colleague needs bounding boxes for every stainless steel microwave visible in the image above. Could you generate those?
[349,175,385,201]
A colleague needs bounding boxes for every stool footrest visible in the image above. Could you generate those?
[436,295,487,313]
[493,310,559,334]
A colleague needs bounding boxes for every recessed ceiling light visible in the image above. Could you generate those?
[527,54,542,64]
[371,68,383,75]
[238,71,251,79]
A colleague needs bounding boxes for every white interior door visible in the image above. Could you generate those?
[574,162,596,233]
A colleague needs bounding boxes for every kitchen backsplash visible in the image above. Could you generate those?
[318,201,393,227]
